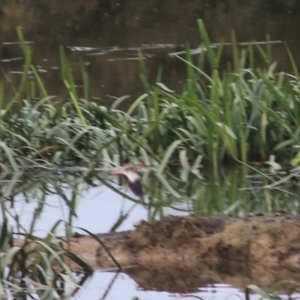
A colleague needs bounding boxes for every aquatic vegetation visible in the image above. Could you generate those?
[1,232,93,299]
[1,22,300,177]
[0,166,299,298]
[1,20,300,298]
[138,20,300,167]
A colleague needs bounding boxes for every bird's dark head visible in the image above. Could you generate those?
[109,164,143,197]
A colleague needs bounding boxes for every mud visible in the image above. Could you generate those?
[93,214,300,291]
[94,214,300,268]
[14,213,300,292]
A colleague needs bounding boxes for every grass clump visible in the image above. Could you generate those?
[1,21,300,172]
[0,231,93,299]
[137,20,300,168]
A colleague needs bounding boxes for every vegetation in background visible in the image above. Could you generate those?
[1,22,300,175]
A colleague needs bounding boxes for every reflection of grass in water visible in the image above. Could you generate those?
[0,219,93,299]
[0,170,119,298]
[246,284,282,300]
[2,165,300,235]
[142,165,300,218]
[0,164,300,297]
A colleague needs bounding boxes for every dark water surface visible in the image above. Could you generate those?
[1,0,300,105]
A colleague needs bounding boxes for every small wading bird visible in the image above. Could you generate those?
[109,164,143,197]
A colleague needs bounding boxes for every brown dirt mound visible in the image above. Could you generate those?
[127,215,226,250]
[124,214,300,268]
[93,214,300,291]
[14,213,300,292]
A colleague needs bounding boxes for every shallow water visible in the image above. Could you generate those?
[2,167,300,299]
[6,172,191,237]
[78,274,257,300]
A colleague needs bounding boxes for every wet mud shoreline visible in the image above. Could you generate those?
[90,214,300,269]
[15,213,300,292]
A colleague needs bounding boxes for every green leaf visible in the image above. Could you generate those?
[156,82,175,93]
[158,140,182,174]
[216,122,237,139]
[127,93,148,116]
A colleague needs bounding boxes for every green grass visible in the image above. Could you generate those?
[1,22,300,214]
[158,22,300,167]
[0,195,93,298]
[1,21,300,173]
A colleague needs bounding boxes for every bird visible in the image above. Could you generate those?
[109,164,143,197]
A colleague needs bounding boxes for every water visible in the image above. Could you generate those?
[1,167,300,299]
[77,274,253,300]
[2,179,217,298]
[10,183,145,236]
[1,1,300,104]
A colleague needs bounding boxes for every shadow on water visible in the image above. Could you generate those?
[1,165,300,298]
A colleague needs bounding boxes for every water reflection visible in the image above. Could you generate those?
[1,166,300,298]
[1,169,146,236]
[79,272,257,300]
[1,166,300,237]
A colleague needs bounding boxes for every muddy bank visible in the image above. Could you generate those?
[92,214,300,269]
[15,214,300,292]
[75,214,300,291]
